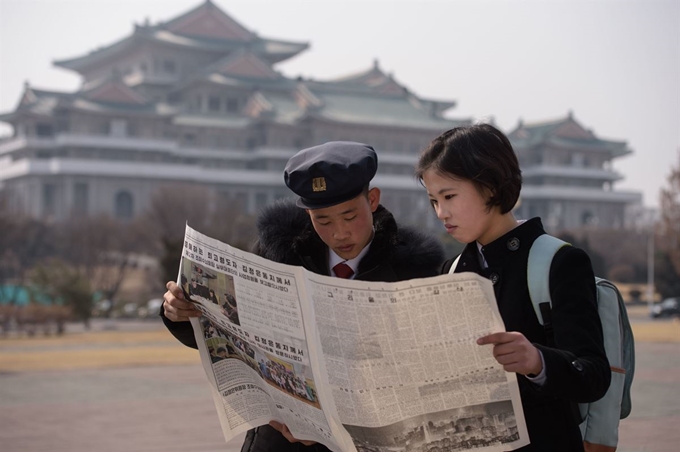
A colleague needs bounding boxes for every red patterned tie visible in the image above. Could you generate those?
[333,262,354,279]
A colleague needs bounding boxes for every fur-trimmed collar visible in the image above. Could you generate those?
[254,200,444,278]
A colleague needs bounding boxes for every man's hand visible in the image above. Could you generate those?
[477,332,543,376]
[268,421,317,446]
[163,281,201,322]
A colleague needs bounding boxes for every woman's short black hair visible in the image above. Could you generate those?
[415,123,522,214]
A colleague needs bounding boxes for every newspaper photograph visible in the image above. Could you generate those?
[177,224,529,452]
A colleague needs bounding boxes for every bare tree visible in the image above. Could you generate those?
[0,197,55,305]
[29,258,91,328]
[46,215,156,319]
[659,149,680,275]
[141,184,257,289]
[57,217,135,299]
[23,214,148,328]
[656,149,680,298]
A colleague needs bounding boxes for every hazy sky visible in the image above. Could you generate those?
[0,0,677,207]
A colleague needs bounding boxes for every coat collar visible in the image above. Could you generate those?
[476,217,545,266]
[255,200,443,279]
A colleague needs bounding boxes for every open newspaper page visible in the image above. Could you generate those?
[180,225,345,450]
[178,225,529,452]
[302,273,529,452]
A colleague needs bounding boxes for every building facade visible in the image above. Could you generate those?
[508,112,642,231]
[0,1,468,231]
[0,0,641,233]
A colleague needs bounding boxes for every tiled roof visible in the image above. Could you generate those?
[54,2,308,72]
[509,113,630,157]
[9,3,465,132]
[310,91,468,130]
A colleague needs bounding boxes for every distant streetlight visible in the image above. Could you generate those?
[647,229,655,307]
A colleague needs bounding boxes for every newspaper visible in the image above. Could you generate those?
[179,225,529,452]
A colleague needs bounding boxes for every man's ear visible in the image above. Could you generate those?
[367,187,381,212]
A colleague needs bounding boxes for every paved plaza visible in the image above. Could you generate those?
[0,314,678,452]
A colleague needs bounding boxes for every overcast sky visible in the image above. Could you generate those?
[0,0,677,207]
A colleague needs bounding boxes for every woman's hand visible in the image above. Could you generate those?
[477,332,543,376]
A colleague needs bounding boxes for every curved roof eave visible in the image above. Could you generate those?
[546,136,631,156]
[256,39,309,63]
[53,34,140,72]
[311,112,471,132]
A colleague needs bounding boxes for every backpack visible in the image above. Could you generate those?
[528,234,635,451]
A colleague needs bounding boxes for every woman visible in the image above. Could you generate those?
[208,289,219,305]
[415,124,610,451]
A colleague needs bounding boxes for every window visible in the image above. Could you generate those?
[581,211,595,226]
[209,135,220,147]
[571,153,585,167]
[234,192,248,212]
[163,60,176,74]
[208,96,221,112]
[184,134,196,145]
[255,192,268,208]
[36,123,53,137]
[226,98,239,113]
[399,195,411,219]
[73,183,89,216]
[42,183,56,218]
[115,191,134,220]
[110,119,128,137]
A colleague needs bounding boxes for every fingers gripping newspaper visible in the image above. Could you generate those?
[179,225,529,452]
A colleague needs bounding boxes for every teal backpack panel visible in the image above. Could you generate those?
[527,234,635,449]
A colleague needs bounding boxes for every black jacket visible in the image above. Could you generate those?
[443,218,610,452]
[161,201,445,452]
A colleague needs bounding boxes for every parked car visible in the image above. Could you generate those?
[650,297,680,318]
[142,298,164,318]
[135,298,164,319]
[122,302,139,318]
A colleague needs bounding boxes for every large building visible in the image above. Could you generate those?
[0,0,467,230]
[0,0,641,233]
[509,112,642,230]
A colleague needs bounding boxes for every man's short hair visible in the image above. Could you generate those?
[284,141,378,209]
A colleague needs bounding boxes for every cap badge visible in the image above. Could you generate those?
[312,177,327,192]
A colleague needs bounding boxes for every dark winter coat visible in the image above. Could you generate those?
[160,200,445,452]
[443,217,610,452]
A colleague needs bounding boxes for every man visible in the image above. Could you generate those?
[161,141,444,452]
[211,346,228,363]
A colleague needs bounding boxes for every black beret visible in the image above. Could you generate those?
[284,141,378,209]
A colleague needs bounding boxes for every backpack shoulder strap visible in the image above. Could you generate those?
[448,254,462,275]
[527,234,570,325]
